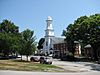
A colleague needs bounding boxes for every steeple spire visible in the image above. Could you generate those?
[46,16,53,30]
[45,16,54,36]
[43,16,54,55]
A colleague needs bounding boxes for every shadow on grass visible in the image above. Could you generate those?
[0,56,21,60]
[12,59,31,62]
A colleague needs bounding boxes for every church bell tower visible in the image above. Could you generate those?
[43,16,54,55]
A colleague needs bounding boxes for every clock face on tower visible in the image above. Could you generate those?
[49,31,54,36]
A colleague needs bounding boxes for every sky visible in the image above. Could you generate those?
[0,0,100,42]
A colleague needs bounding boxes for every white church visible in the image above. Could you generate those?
[42,16,81,57]
[42,16,67,55]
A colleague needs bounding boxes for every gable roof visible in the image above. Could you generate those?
[51,37,65,44]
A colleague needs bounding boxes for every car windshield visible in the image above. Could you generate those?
[45,57,52,59]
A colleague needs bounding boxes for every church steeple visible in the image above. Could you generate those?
[45,16,54,37]
[43,16,54,55]
[46,16,53,30]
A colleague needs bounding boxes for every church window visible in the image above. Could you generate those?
[46,41,48,46]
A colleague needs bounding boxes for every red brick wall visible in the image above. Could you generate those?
[53,43,80,57]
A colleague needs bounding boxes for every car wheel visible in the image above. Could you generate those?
[50,62,52,64]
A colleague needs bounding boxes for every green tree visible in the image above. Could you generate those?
[37,38,45,50]
[0,19,19,33]
[0,19,19,57]
[63,14,100,60]
[20,29,36,61]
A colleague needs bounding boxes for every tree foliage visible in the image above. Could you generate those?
[0,20,20,57]
[37,38,45,50]
[0,20,36,61]
[19,29,36,61]
[63,14,100,60]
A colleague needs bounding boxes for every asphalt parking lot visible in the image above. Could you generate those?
[52,59,100,72]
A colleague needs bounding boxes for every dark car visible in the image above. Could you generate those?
[40,56,52,64]
[60,55,75,61]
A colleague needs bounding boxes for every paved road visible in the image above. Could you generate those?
[0,70,100,75]
[52,59,100,72]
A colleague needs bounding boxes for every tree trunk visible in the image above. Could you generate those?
[21,55,22,61]
[26,55,28,61]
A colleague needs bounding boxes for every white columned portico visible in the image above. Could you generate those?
[43,16,54,55]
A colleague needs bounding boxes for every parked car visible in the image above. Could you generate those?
[40,56,52,64]
[30,57,39,62]
[60,55,75,61]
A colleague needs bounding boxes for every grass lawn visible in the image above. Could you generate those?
[0,59,65,72]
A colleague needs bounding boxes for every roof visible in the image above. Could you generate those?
[84,44,91,48]
[51,37,65,44]
[47,16,52,20]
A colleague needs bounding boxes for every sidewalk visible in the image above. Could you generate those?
[0,70,100,75]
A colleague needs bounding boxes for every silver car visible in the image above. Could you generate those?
[40,56,52,64]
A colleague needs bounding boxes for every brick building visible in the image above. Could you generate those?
[53,42,68,58]
[53,40,81,58]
